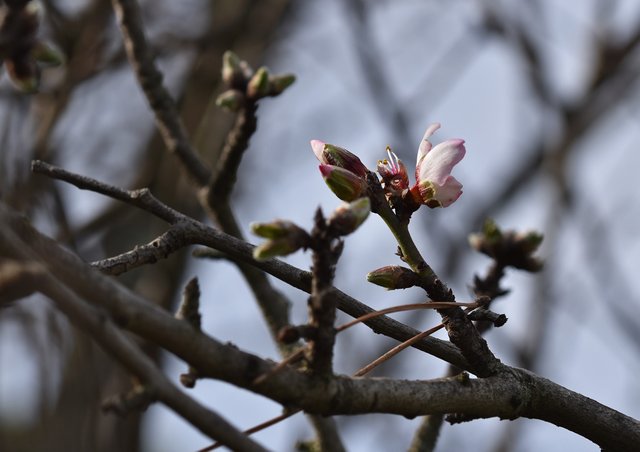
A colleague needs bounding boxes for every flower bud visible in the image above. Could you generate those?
[247,66,270,99]
[250,220,306,240]
[311,141,368,177]
[5,57,39,93]
[269,73,295,96]
[253,238,303,261]
[367,265,419,290]
[469,219,543,272]
[32,41,65,67]
[221,50,244,87]
[251,220,309,261]
[515,231,544,254]
[319,164,367,202]
[327,197,370,236]
[215,89,245,112]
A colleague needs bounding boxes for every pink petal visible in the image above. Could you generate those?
[416,123,441,166]
[310,139,326,162]
[417,139,466,186]
[435,176,463,207]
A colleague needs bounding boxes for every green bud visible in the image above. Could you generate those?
[516,231,544,254]
[251,220,309,261]
[328,197,370,236]
[482,218,502,242]
[253,238,302,261]
[32,41,65,67]
[467,233,484,253]
[367,265,418,290]
[215,89,245,112]
[221,50,243,86]
[268,73,296,96]
[319,164,367,202]
[247,66,270,99]
[469,220,544,273]
[250,220,306,240]
[5,58,39,93]
[25,1,42,19]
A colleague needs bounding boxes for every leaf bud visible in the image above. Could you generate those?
[247,66,270,99]
[366,265,419,290]
[327,197,370,236]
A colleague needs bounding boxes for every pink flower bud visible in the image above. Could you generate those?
[310,140,368,177]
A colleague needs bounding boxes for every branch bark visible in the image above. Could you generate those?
[1,202,638,451]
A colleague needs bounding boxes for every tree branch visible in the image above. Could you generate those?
[0,223,267,452]
[1,203,638,450]
[110,0,211,185]
[30,162,468,369]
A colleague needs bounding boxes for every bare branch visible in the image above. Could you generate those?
[30,162,468,368]
[32,160,186,224]
[0,223,267,452]
[110,0,211,185]
[1,203,638,450]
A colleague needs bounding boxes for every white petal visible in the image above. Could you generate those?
[416,123,441,165]
[418,139,465,186]
[434,176,463,207]
[310,140,326,162]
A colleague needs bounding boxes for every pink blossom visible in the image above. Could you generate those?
[412,123,466,208]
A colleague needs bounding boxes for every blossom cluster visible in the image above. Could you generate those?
[311,123,466,208]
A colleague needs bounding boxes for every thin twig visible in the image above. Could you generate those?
[32,160,185,224]
[110,0,211,186]
[336,301,478,333]
[205,322,447,450]
[353,324,444,377]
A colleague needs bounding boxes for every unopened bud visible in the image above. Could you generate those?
[251,220,309,261]
[367,265,418,290]
[216,89,245,112]
[5,58,39,93]
[311,140,368,177]
[482,218,502,242]
[268,73,295,96]
[469,219,544,272]
[250,220,306,240]
[31,41,65,67]
[328,197,370,236]
[515,231,544,254]
[319,164,367,202]
[253,238,303,261]
[25,1,42,19]
[247,66,270,98]
[221,50,244,87]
